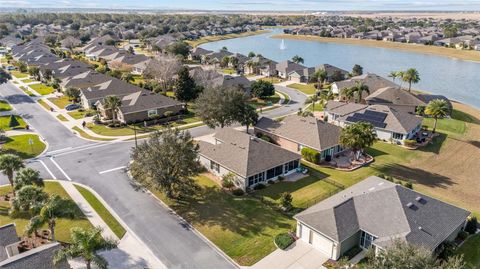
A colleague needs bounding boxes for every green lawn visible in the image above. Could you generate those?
[422,109,467,137]
[456,234,480,269]
[74,184,126,239]
[152,174,295,266]
[29,83,55,95]
[307,102,324,112]
[68,110,87,119]
[0,100,12,111]
[131,75,144,85]
[220,68,236,75]
[47,96,71,109]
[20,86,35,97]
[0,115,27,130]
[72,127,115,141]
[56,114,68,122]
[0,182,93,243]
[37,99,53,110]
[287,83,317,95]
[22,79,35,84]
[249,94,281,108]
[1,134,46,159]
[10,71,28,79]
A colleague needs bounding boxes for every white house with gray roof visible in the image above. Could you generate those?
[198,128,301,190]
[295,176,470,260]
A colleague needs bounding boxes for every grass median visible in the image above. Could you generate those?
[72,126,115,141]
[0,100,12,111]
[74,184,126,239]
[1,134,46,159]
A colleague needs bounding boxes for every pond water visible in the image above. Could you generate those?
[201,29,480,109]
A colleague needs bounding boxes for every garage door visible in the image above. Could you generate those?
[311,231,333,257]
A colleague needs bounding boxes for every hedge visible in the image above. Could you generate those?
[301,147,320,164]
[275,233,294,250]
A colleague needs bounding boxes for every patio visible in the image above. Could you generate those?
[319,150,374,171]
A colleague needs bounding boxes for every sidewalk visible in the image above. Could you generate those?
[59,181,166,269]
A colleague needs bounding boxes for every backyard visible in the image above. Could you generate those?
[0,134,46,159]
[29,83,55,95]
[456,234,480,269]
[0,182,93,243]
[152,174,295,266]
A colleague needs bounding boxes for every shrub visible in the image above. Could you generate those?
[277,176,285,181]
[231,188,244,196]
[377,173,385,179]
[457,230,469,240]
[301,147,320,164]
[385,176,394,182]
[404,181,413,189]
[8,115,20,128]
[465,216,478,234]
[253,183,266,190]
[274,233,294,250]
[341,245,363,260]
[280,192,293,211]
[221,173,236,190]
[267,180,275,185]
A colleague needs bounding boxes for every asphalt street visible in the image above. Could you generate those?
[0,81,307,269]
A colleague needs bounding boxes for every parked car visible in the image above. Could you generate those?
[6,66,15,71]
[65,104,80,111]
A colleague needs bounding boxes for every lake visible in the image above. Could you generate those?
[200,29,480,109]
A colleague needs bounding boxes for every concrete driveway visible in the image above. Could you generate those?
[250,240,328,269]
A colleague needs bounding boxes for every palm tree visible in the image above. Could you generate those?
[388,71,399,82]
[425,99,450,133]
[14,168,44,191]
[339,122,376,161]
[103,95,122,124]
[307,94,319,112]
[121,73,134,83]
[341,87,355,103]
[402,68,420,92]
[352,82,370,103]
[0,154,25,189]
[313,69,327,89]
[319,89,335,108]
[292,55,304,64]
[10,185,48,216]
[54,227,118,269]
[26,194,78,241]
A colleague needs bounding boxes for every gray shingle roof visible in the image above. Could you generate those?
[335,73,398,100]
[295,176,470,250]
[0,224,19,262]
[198,128,301,178]
[365,87,426,107]
[255,115,342,152]
[325,101,368,117]
[0,242,70,269]
[117,91,184,115]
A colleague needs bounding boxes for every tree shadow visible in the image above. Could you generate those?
[4,94,35,105]
[168,185,292,237]
[100,246,150,269]
[366,147,388,158]
[381,163,454,189]
[419,133,447,155]
[466,140,480,150]
[451,108,480,124]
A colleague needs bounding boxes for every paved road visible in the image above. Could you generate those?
[0,81,307,269]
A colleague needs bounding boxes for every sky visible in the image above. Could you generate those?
[2,0,480,11]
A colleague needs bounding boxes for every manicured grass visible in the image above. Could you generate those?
[152,174,295,265]
[0,115,27,130]
[306,102,324,112]
[0,100,12,111]
[186,30,269,47]
[29,83,55,95]
[68,110,87,119]
[259,77,283,84]
[56,114,68,122]
[20,86,35,97]
[0,182,93,244]
[72,127,115,141]
[455,234,480,269]
[131,75,144,85]
[10,70,28,79]
[74,184,126,239]
[220,68,236,75]
[287,83,317,95]
[37,99,53,110]
[249,93,281,108]
[0,134,46,159]
[422,110,467,137]
[22,79,35,83]
[47,96,71,109]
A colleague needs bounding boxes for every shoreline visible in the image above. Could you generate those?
[187,29,270,47]
[271,34,480,63]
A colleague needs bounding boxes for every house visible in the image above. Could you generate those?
[295,176,470,260]
[0,223,70,269]
[324,101,368,124]
[336,104,423,144]
[84,46,119,61]
[254,115,344,162]
[315,64,349,83]
[198,128,301,190]
[211,75,252,92]
[79,77,145,108]
[60,36,82,49]
[96,90,184,124]
[287,67,315,83]
[364,86,426,114]
[0,36,23,50]
[275,60,306,79]
[188,47,213,62]
[39,58,91,81]
[204,50,233,66]
[131,58,151,75]
[61,70,112,91]
[244,55,277,76]
[332,73,398,101]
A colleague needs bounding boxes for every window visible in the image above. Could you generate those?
[393,133,404,140]
[147,109,158,118]
[248,172,265,186]
[360,231,377,249]
[210,161,220,173]
[284,160,299,172]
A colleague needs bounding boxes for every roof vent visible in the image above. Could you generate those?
[406,202,414,208]
[416,196,427,204]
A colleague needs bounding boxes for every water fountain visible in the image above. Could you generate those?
[280,39,286,50]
